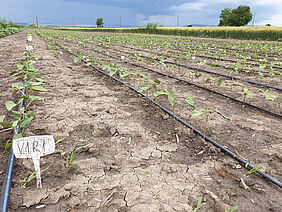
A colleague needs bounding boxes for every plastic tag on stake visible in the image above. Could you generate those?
[12,135,55,188]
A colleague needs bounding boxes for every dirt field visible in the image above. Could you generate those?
[0,30,281,212]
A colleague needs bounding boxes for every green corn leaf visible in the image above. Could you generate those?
[5,101,17,111]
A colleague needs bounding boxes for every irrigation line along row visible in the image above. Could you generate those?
[132,44,282,70]
[68,41,282,119]
[0,81,26,212]
[93,42,271,75]
[88,42,282,91]
[64,47,282,189]
[93,39,281,70]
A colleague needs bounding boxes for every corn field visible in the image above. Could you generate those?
[58,26,282,41]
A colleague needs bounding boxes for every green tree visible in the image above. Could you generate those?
[96,18,104,28]
[218,5,252,26]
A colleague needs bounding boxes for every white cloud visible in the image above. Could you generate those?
[137,15,179,26]
[171,2,207,11]
[253,0,282,6]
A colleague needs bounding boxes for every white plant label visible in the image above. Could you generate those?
[12,135,55,189]
[26,46,33,51]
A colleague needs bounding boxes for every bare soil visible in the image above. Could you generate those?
[0,30,281,212]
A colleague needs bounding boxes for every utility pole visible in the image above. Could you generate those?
[72,16,75,26]
[177,16,179,27]
[120,16,122,28]
[252,13,255,26]
[36,16,39,28]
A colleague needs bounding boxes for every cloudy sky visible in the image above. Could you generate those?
[1,0,281,26]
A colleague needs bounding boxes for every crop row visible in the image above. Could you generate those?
[0,20,23,38]
[39,31,282,116]
[47,31,282,76]
[36,30,282,188]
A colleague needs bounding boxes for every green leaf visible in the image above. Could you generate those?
[153,91,168,97]
[20,116,34,128]
[5,101,17,111]
[153,78,160,84]
[265,91,276,101]
[73,58,80,63]
[185,95,194,108]
[0,115,5,122]
[35,77,45,82]
[109,69,116,76]
[138,86,151,92]
[168,91,175,106]
[190,110,204,117]
[216,109,230,120]
[12,82,25,90]
[197,196,203,208]
[31,86,47,92]
[26,111,36,119]
[72,161,80,166]
[29,95,44,101]
[258,72,264,78]
[29,81,43,86]
[12,121,18,127]
[13,133,23,140]
[4,140,11,153]
[229,206,238,212]
[217,78,222,88]
[0,122,14,128]
[12,111,22,119]
[242,88,253,98]
[16,62,24,70]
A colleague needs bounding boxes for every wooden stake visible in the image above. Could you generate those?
[36,16,39,28]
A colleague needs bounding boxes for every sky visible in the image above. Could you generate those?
[1,0,282,26]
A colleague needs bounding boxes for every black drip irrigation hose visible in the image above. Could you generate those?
[88,42,282,91]
[65,48,282,188]
[96,40,282,70]
[0,87,26,212]
[67,41,282,119]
